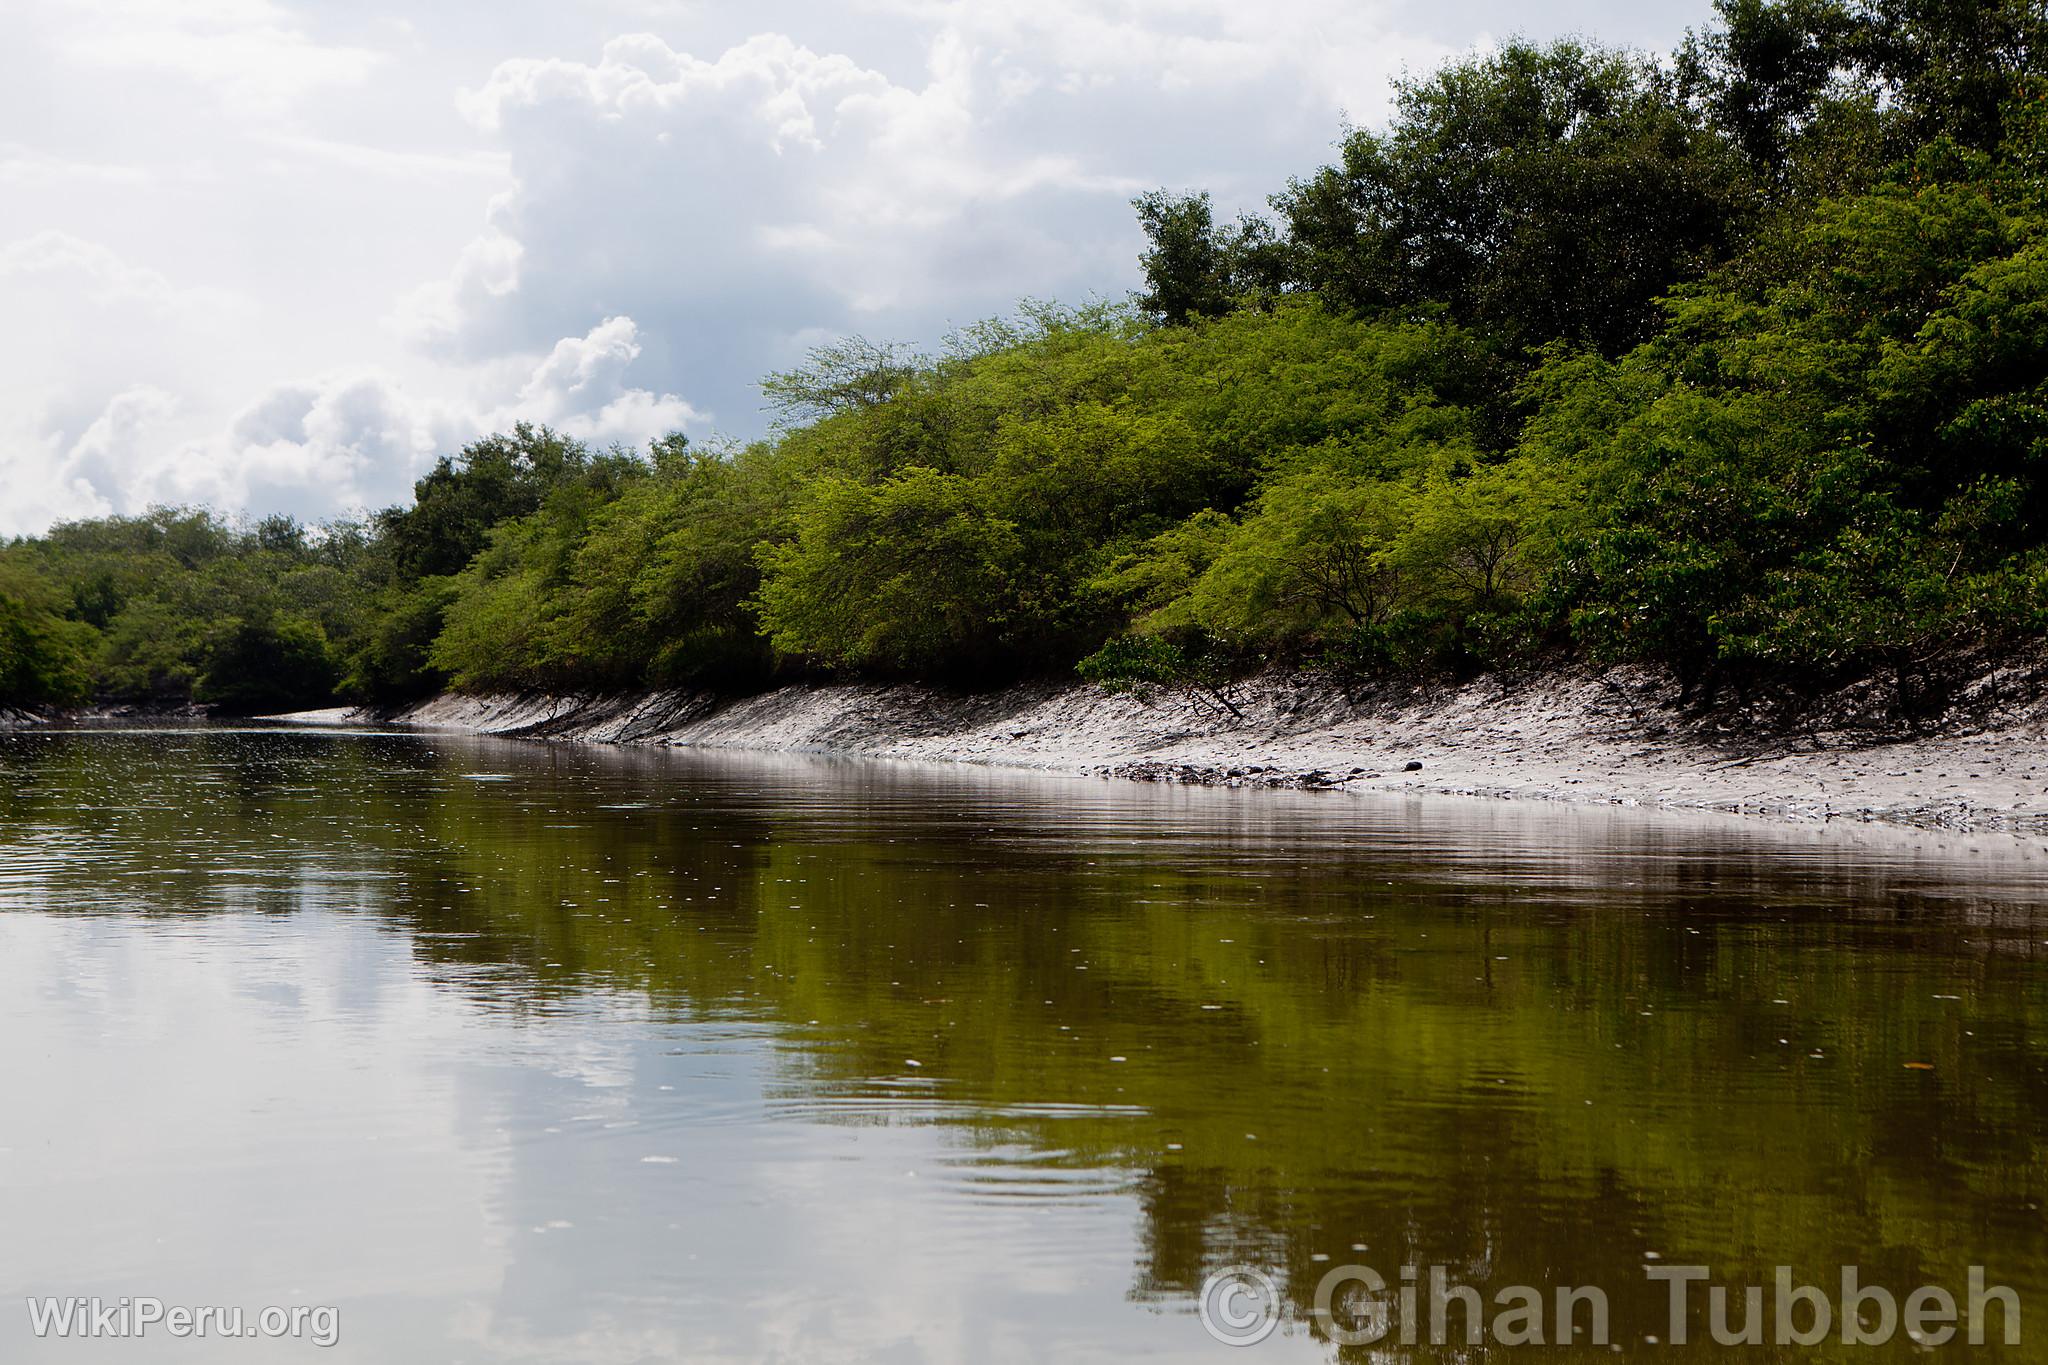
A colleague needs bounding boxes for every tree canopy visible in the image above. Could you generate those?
[4,0,2042,717]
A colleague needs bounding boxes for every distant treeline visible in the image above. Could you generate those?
[3,0,2044,715]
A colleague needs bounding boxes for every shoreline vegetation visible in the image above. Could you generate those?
[5,2,2046,832]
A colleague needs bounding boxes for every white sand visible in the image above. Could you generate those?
[334,668,2048,836]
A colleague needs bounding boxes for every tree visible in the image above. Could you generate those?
[1682,0,2046,198]
[195,615,339,715]
[343,578,459,704]
[254,513,310,557]
[1535,107,2048,688]
[1850,0,2047,153]
[1682,0,1863,174]
[1131,190,1288,324]
[760,337,923,423]
[754,469,1033,674]
[1170,472,1417,641]
[1076,631,1247,719]
[426,446,654,692]
[0,566,95,708]
[1405,459,1558,608]
[1275,40,1752,354]
[376,423,593,580]
[607,441,784,685]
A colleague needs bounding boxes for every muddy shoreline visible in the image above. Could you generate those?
[276,667,2048,836]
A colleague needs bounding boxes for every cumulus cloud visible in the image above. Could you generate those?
[0,388,169,537]
[437,29,1029,344]
[0,317,701,535]
[413,12,1446,431]
[511,315,707,440]
[219,376,440,517]
[395,221,524,347]
[58,386,183,498]
[0,426,113,535]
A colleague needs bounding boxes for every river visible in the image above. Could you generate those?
[1,724,2043,1360]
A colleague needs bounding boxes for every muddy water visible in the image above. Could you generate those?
[1,725,2043,1361]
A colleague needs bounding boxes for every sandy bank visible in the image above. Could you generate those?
[316,667,2048,836]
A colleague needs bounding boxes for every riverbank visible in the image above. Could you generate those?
[317,664,2048,835]
[1,700,212,729]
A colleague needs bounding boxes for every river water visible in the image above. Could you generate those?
[0,724,2043,1361]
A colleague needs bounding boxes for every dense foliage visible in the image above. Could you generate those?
[2,0,2042,715]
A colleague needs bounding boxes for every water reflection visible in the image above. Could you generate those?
[1,726,2044,1361]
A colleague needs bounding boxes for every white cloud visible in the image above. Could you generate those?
[220,376,440,516]
[53,0,381,116]
[412,16,1444,430]
[866,0,1433,112]
[512,314,706,438]
[0,145,152,187]
[0,317,702,535]
[394,220,524,346]
[0,428,112,535]
[0,386,174,536]
[256,133,510,182]
[0,231,238,311]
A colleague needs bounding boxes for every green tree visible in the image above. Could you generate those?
[0,565,96,708]
[195,615,340,714]
[377,424,592,580]
[755,469,1033,673]
[427,442,653,692]
[1131,190,1288,324]
[1537,104,2048,691]
[344,578,460,705]
[1276,40,1752,354]
[761,338,923,424]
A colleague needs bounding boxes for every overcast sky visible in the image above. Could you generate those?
[0,0,1709,535]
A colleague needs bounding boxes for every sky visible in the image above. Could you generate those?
[0,0,1708,536]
